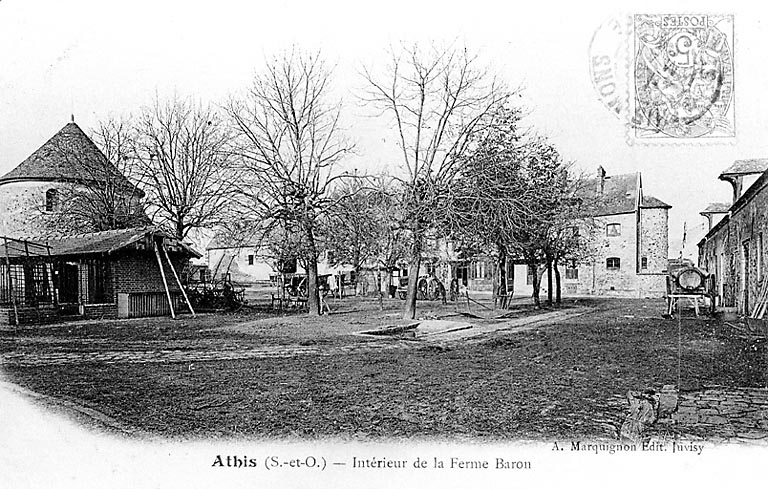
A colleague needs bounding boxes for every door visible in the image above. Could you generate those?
[56,262,79,304]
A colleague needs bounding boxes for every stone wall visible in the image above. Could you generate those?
[699,176,768,314]
[578,212,639,295]
[639,207,669,274]
[567,208,668,298]
[0,181,60,237]
[0,180,144,238]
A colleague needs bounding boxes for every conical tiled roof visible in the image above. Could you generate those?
[0,122,140,193]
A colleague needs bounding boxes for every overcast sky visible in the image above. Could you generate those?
[1,0,766,256]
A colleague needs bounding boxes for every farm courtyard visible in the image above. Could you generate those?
[0,297,766,442]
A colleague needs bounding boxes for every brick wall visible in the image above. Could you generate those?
[112,251,186,295]
[0,303,116,329]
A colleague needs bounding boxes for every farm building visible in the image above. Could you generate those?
[0,227,200,328]
[428,167,671,299]
[698,159,768,314]
[0,120,146,237]
[205,235,355,286]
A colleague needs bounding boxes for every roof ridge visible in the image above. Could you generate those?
[20,226,157,243]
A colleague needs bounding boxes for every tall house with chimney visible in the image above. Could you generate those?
[566,166,670,298]
[698,159,768,313]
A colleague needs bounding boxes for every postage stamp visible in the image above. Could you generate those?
[631,14,735,140]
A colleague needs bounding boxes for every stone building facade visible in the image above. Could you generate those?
[698,159,768,314]
[426,168,670,299]
[564,168,670,297]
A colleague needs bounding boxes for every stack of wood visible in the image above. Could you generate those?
[750,277,768,319]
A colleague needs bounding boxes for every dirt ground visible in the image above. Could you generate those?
[0,296,766,441]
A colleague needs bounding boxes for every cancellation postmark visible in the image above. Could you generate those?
[632,14,734,140]
[590,13,735,144]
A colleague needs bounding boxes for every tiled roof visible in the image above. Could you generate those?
[700,202,730,214]
[641,195,672,209]
[206,230,262,250]
[719,158,768,177]
[6,227,200,258]
[588,173,638,215]
[582,171,670,215]
[0,122,141,195]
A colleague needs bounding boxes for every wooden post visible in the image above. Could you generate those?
[3,238,19,327]
[161,242,195,318]
[154,242,175,319]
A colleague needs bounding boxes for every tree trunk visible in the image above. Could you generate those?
[496,242,508,309]
[175,218,185,241]
[554,257,562,304]
[508,260,515,299]
[531,264,542,309]
[376,262,384,311]
[546,256,553,306]
[353,256,361,296]
[304,225,321,316]
[403,240,422,320]
[527,254,542,309]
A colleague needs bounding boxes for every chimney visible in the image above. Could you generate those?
[597,166,606,193]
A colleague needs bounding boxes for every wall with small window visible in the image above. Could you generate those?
[606,223,621,237]
[0,181,67,236]
[45,188,59,212]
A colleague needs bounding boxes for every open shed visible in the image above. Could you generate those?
[0,227,200,328]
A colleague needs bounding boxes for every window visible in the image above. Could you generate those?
[248,254,254,265]
[85,259,111,304]
[606,223,621,237]
[641,257,648,270]
[455,265,469,286]
[565,259,578,280]
[45,189,58,212]
[526,265,535,285]
[199,269,211,283]
[606,257,621,271]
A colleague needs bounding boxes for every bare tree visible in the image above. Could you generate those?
[43,116,147,234]
[226,50,354,316]
[134,95,237,240]
[362,43,513,319]
[324,177,390,296]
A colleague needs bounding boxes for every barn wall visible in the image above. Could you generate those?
[699,176,768,314]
